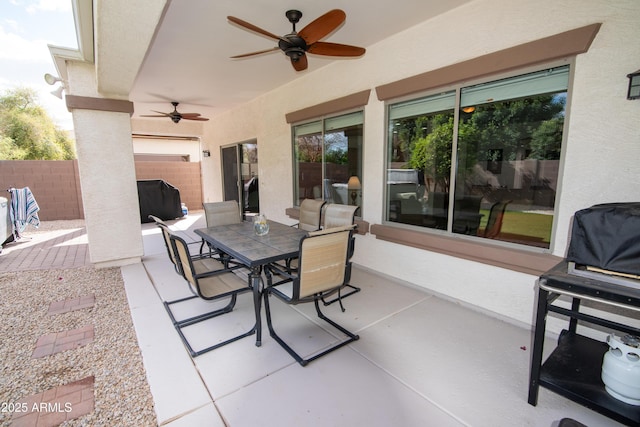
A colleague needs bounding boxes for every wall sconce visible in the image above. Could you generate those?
[202,150,211,157]
[44,73,66,99]
[627,69,640,100]
[347,175,361,205]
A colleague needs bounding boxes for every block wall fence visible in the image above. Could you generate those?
[0,160,203,221]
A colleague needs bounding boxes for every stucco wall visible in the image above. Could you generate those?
[199,0,640,329]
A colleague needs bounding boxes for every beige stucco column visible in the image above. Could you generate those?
[65,61,143,268]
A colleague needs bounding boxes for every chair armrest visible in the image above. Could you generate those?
[264,262,296,286]
[193,263,246,280]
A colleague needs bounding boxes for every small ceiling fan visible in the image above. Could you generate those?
[228,9,366,71]
[140,102,209,123]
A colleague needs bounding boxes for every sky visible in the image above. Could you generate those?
[0,0,77,130]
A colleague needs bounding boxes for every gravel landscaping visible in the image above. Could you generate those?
[0,221,156,426]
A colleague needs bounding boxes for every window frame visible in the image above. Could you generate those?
[382,59,573,252]
[372,24,600,275]
[291,108,365,211]
[374,60,576,275]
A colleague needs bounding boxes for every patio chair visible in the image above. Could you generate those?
[154,222,245,351]
[296,198,326,231]
[148,214,168,227]
[149,214,201,249]
[155,221,229,276]
[281,198,327,271]
[150,214,176,262]
[203,200,242,226]
[169,233,255,357]
[322,203,359,230]
[320,204,360,308]
[200,200,242,255]
[263,225,359,366]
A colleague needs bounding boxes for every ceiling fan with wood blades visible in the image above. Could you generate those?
[228,9,366,72]
[140,102,209,123]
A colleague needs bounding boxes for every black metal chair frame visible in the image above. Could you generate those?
[154,222,223,339]
[164,232,254,357]
[263,226,359,366]
[321,229,359,309]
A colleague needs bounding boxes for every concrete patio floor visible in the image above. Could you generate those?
[123,212,624,427]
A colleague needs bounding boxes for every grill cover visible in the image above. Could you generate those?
[137,180,183,223]
[566,203,640,276]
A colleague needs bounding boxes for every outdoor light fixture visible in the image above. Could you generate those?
[44,73,66,99]
[202,150,211,157]
[44,73,62,85]
[627,69,640,100]
[50,86,64,99]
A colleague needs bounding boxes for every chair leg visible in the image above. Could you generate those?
[263,290,359,367]
[186,324,256,357]
[322,284,361,309]
[313,299,359,345]
[165,294,238,328]
[322,259,359,309]
[165,294,255,357]
[263,290,305,365]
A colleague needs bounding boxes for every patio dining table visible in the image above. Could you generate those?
[194,220,307,346]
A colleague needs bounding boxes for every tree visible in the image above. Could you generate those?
[464,95,565,162]
[295,132,349,164]
[409,115,454,191]
[0,87,75,160]
[396,93,564,193]
[295,134,323,163]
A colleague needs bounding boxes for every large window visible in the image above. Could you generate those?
[293,111,363,212]
[385,65,570,249]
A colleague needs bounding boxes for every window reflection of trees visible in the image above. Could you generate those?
[397,94,565,193]
[388,92,566,248]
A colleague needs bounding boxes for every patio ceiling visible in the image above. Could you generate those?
[127,0,473,120]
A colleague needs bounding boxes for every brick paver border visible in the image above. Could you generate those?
[47,294,95,315]
[11,376,95,427]
[31,325,94,359]
[0,227,89,272]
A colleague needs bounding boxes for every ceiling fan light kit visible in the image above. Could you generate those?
[228,9,366,71]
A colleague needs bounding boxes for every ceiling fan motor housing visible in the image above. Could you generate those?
[279,34,307,61]
[170,102,181,122]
